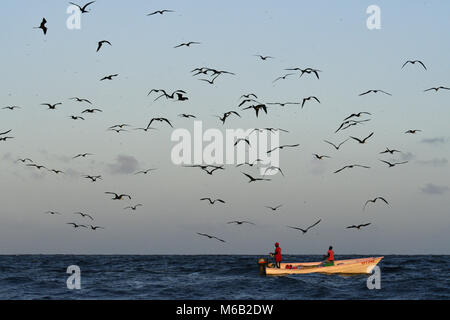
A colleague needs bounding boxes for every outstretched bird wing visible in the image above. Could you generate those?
[306,219,322,230]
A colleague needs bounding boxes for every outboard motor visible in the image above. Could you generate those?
[257,258,268,275]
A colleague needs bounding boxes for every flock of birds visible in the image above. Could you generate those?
[2,2,449,247]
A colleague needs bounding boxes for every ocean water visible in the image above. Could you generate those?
[0,255,448,300]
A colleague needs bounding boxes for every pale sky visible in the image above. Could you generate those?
[0,0,449,254]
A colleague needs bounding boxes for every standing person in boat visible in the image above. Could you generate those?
[270,242,282,268]
[323,246,335,266]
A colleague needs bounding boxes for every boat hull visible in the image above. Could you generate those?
[260,257,383,275]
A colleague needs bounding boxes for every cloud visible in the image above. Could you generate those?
[2,153,12,161]
[64,168,84,179]
[107,155,140,175]
[399,152,415,161]
[421,137,447,145]
[309,161,326,175]
[420,183,449,195]
[389,152,414,163]
[417,158,448,167]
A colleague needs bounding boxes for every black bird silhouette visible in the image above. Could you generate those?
[350,132,374,144]
[262,166,284,177]
[70,97,92,104]
[254,55,274,60]
[191,67,211,76]
[265,205,282,211]
[347,223,371,230]
[285,67,321,79]
[73,153,93,159]
[272,73,295,83]
[34,18,47,35]
[197,233,226,243]
[26,164,47,170]
[174,92,189,101]
[147,88,167,96]
[16,158,33,163]
[242,173,271,183]
[191,67,218,76]
[266,102,300,107]
[82,108,102,114]
[324,139,349,150]
[405,129,422,134]
[147,118,173,128]
[45,211,61,215]
[228,221,255,225]
[124,204,143,211]
[335,119,370,133]
[3,106,21,110]
[134,127,157,132]
[74,212,94,220]
[69,1,96,13]
[236,159,263,167]
[83,175,102,182]
[48,169,64,174]
[100,74,118,81]
[359,89,391,96]
[299,68,321,79]
[97,40,111,52]
[313,154,331,160]
[153,89,187,101]
[240,93,258,99]
[402,60,427,70]
[364,197,389,210]
[199,75,219,85]
[343,112,371,121]
[238,98,260,107]
[147,10,174,16]
[301,96,320,108]
[174,41,200,48]
[287,219,322,234]
[379,148,401,155]
[202,166,224,175]
[108,128,128,133]
[334,164,370,174]
[109,124,130,130]
[90,225,104,230]
[135,169,157,175]
[208,68,235,77]
[234,138,251,147]
[251,128,289,134]
[379,160,408,167]
[200,198,225,205]
[267,144,300,154]
[216,111,241,124]
[0,137,14,142]
[105,192,131,200]
[69,115,85,120]
[184,165,224,174]
[179,113,196,119]
[0,129,12,136]
[424,86,450,92]
[41,103,62,110]
[67,223,87,229]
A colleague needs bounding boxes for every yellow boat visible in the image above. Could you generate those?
[258,257,384,275]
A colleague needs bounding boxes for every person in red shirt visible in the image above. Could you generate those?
[323,246,335,266]
[270,242,282,268]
